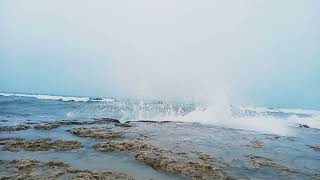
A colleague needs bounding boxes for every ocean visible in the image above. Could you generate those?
[0,92,319,179]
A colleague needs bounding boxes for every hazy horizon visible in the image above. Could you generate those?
[1,0,320,109]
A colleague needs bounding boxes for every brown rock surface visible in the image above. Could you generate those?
[0,138,82,152]
[33,118,120,130]
[0,159,134,180]
[248,139,264,149]
[70,127,124,140]
[0,125,30,131]
[247,155,299,173]
[94,139,231,180]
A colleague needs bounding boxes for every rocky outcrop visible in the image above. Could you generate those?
[0,125,30,131]
[248,139,264,149]
[247,155,299,173]
[34,118,120,130]
[125,120,176,124]
[70,127,124,140]
[298,124,310,128]
[33,120,84,130]
[92,118,121,124]
[0,159,134,180]
[94,138,231,180]
[0,138,82,152]
[115,122,134,128]
[308,144,320,151]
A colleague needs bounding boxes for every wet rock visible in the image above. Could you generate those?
[94,139,230,180]
[0,125,30,131]
[299,124,310,128]
[89,97,103,101]
[70,127,124,140]
[308,144,320,151]
[13,159,36,170]
[93,139,160,152]
[92,118,121,124]
[33,118,120,130]
[198,154,215,161]
[33,120,84,130]
[1,138,82,152]
[0,159,134,180]
[266,135,281,140]
[25,122,39,125]
[73,171,133,180]
[0,137,24,145]
[125,120,175,124]
[115,122,134,128]
[247,155,299,173]
[248,139,264,149]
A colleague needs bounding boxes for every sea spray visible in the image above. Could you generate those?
[2,92,319,135]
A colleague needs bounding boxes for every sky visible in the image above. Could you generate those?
[0,0,319,109]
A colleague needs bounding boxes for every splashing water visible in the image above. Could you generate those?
[1,92,319,136]
[123,96,320,136]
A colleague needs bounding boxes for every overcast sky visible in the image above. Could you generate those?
[0,0,319,109]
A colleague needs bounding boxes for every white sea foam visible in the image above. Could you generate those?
[238,106,320,116]
[1,92,319,135]
[286,115,320,129]
[0,92,115,102]
[157,107,291,136]
[0,92,90,102]
[130,103,320,136]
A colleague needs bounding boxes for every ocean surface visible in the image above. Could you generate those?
[0,92,320,179]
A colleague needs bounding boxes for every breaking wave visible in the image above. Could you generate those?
[1,92,319,135]
[0,92,114,102]
[126,101,320,136]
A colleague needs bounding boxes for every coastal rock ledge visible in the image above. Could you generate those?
[0,138,82,152]
[0,159,134,180]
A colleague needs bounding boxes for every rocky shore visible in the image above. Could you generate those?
[1,118,319,179]
[94,139,228,180]
[0,159,134,180]
[0,138,82,152]
[70,127,124,140]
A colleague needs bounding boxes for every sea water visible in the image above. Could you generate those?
[0,92,319,179]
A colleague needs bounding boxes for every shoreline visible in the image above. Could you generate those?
[1,118,319,179]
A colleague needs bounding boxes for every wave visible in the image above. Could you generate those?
[286,115,320,129]
[0,92,114,102]
[126,102,320,136]
[179,107,320,134]
[1,92,319,135]
[238,106,320,116]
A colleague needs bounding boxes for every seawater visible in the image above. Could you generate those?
[0,92,320,179]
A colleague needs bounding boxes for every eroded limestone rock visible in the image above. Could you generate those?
[92,118,121,124]
[248,139,264,149]
[70,127,124,140]
[0,125,30,131]
[115,123,134,128]
[0,138,82,152]
[33,118,120,130]
[0,159,134,180]
[33,120,85,130]
[94,139,231,180]
[247,155,298,173]
[12,159,36,170]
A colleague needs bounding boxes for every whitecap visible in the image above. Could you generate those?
[0,92,90,102]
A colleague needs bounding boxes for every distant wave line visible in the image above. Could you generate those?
[0,92,114,102]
